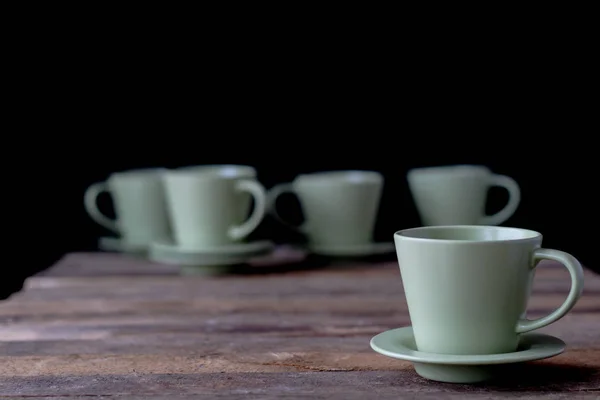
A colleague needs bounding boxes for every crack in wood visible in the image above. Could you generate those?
[259,361,358,372]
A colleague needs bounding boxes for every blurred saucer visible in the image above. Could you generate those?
[98,237,147,255]
[149,240,275,271]
[308,242,395,257]
[370,326,565,384]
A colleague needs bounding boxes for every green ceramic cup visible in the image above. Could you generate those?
[84,168,172,246]
[162,166,267,249]
[394,225,584,355]
[267,171,383,247]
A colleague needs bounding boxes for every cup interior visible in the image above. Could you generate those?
[396,226,540,242]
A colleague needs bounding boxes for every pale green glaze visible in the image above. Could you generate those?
[177,165,256,225]
[98,236,147,255]
[394,226,584,355]
[407,165,521,226]
[84,168,172,247]
[148,239,274,270]
[162,166,267,249]
[370,327,566,383]
[267,171,383,247]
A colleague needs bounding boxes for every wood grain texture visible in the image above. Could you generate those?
[0,252,598,398]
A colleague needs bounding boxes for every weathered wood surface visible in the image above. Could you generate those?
[0,252,598,399]
[32,246,318,277]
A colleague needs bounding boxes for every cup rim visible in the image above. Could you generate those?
[407,164,490,179]
[394,225,542,244]
[177,164,256,176]
[109,167,168,180]
[162,165,255,181]
[296,170,383,184]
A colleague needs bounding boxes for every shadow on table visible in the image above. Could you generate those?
[314,252,397,267]
[39,246,398,278]
[188,252,397,276]
[441,362,599,392]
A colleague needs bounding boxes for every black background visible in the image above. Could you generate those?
[4,32,596,299]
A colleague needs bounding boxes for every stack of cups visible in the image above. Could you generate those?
[84,165,273,267]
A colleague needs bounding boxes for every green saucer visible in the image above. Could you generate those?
[370,326,566,384]
[148,240,275,274]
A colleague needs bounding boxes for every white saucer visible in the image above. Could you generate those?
[370,326,566,384]
[308,242,395,257]
[98,237,147,255]
[149,240,275,274]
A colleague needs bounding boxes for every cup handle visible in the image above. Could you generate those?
[515,248,584,333]
[83,182,120,233]
[228,179,267,240]
[266,183,306,233]
[479,174,521,226]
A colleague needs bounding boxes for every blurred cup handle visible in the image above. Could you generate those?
[480,174,521,226]
[228,179,267,240]
[266,183,306,233]
[83,182,120,233]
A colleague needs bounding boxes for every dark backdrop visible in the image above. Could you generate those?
[5,39,596,299]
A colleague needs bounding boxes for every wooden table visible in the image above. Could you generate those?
[0,251,598,399]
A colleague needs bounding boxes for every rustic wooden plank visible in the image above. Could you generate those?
[3,395,597,400]
[23,269,600,295]
[38,251,598,274]
[0,317,597,358]
[0,395,596,400]
[0,313,596,356]
[19,263,600,302]
[13,283,597,307]
[34,247,350,278]
[1,345,598,376]
[27,255,600,281]
[0,253,598,398]
[0,369,598,398]
[0,304,596,351]
[1,290,598,319]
